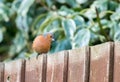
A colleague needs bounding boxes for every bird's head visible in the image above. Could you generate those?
[43,32,55,42]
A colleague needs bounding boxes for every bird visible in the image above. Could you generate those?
[32,33,54,54]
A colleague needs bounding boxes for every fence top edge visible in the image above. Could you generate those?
[2,41,118,63]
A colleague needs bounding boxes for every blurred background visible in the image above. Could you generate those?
[0,0,120,61]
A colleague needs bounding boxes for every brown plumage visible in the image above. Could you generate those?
[32,33,54,54]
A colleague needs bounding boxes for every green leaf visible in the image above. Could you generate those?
[37,12,59,34]
[43,19,61,33]
[109,1,119,11]
[114,31,120,41]
[62,19,76,38]
[83,8,96,19]
[110,12,120,21]
[58,6,74,16]
[16,15,32,32]
[110,5,120,21]
[73,15,85,28]
[0,2,10,21]
[18,0,34,16]
[12,0,22,12]
[54,39,72,52]
[46,0,54,7]
[110,21,120,41]
[31,14,47,30]
[9,32,27,56]
[91,0,108,12]
[74,28,90,47]
[57,0,66,3]
[0,29,3,43]
[0,27,5,43]
[66,0,79,7]
[76,0,88,4]
[84,0,108,19]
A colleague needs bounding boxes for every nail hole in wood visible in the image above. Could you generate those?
[7,76,10,81]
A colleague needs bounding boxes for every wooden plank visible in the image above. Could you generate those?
[4,59,25,82]
[25,54,45,82]
[46,51,68,82]
[42,54,47,82]
[0,63,4,82]
[89,42,114,82]
[113,42,120,82]
[68,47,89,82]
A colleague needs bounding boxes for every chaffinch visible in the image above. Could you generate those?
[32,33,54,54]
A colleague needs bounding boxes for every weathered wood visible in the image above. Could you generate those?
[113,42,120,82]
[42,54,47,82]
[0,63,4,82]
[89,42,114,82]
[4,59,25,82]
[46,51,68,82]
[1,42,118,82]
[67,47,89,82]
[25,54,45,82]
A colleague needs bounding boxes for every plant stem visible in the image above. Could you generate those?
[31,13,47,29]
[95,7,110,41]
[39,0,50,11]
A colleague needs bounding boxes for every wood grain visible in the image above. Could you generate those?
[68,47,89,82]
[4,59,25,82]
[89,42,114,82]
[25,55,45,82]
[0,63,4,82]
[113,42,120,82]
[46,51,68,82]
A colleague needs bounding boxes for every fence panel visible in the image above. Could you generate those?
[4,59,25,82]
[25,54,45,82]
[67,47,89,82]
[114,42,120,82]
[1,42,118,82]
[0,63,4,82]
[46,51,68,82]
[89,42,114,82]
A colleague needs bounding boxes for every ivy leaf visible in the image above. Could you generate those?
[114,31,120,41]
[110,12,120,21]
[54,39,72,52]
[57,0,66,3]
[58,6,74,16]
[18,0,34,16]
[62,19,76,38]
[74,28,90,47]
[16,15,32,32]
[0,29,3,43]
[91,0,108,12]
[73,15,85,28]
[110,21,120,41]
[66,0,79,7]
[76,0,88,4]
[9,32,27,56]
[0,2,10,21]
[46,0,54,7]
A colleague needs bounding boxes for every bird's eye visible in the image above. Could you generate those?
[50,35,52,38]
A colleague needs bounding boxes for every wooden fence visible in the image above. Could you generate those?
[0,42,120,82]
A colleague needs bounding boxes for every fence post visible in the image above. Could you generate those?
[89,42,114,82]
[25,54,45,82]
[67,47,90,82]
[0,63,4,82]
[4,59,25,82]
[46,51,68,82]
[114,42,120,82]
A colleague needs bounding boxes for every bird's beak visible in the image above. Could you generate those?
[52,38,55,41]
